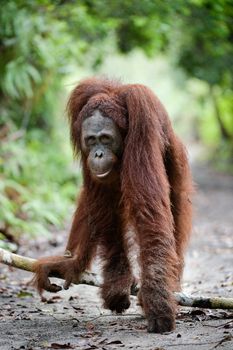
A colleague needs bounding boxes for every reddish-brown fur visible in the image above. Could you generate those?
[34,78,193,333]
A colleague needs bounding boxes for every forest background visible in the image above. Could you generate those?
[0,0,232,248]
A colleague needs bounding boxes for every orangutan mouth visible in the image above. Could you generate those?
[96,169,112,178]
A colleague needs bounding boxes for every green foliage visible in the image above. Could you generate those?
[0,1,99,129]
[169,0,233,157]
[0,125,81,241]
[0,1,72,129]
[85,0,233,157]
[81,0,175,55]
[171,0,233,88]
[1,0,231,135]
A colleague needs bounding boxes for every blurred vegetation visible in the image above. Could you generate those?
[0,124,82,249]
[0,0,232,246]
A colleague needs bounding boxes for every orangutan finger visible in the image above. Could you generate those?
[63,276,72,290]
[45,280,62,293]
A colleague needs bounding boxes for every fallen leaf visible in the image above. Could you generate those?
[17,291,33,298]
[49,342,74,349]
[190,309,206,316]
[86,322,95,331]
[98,338,108,344]
[106,340,123,345]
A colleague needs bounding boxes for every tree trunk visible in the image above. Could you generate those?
[209,85,231,141]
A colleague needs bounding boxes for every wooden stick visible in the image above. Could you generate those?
[174,292,233,309]
[0,248,100,287]
[1,248,233,309]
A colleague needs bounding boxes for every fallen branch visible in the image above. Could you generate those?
[1,248,233,310]
[0,248,100,287]
[174,292,233,309]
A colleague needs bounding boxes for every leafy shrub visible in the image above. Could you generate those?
[0,125,81,246]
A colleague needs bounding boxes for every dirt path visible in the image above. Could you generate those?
[0,162,232,350]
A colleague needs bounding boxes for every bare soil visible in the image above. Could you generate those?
[0,161,233,350]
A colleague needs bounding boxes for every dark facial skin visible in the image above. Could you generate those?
[81,110,123,183]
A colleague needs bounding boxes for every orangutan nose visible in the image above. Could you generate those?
[95,149,104,158]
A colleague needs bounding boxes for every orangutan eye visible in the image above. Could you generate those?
[86,136,96,146]
[100,134,112,145]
